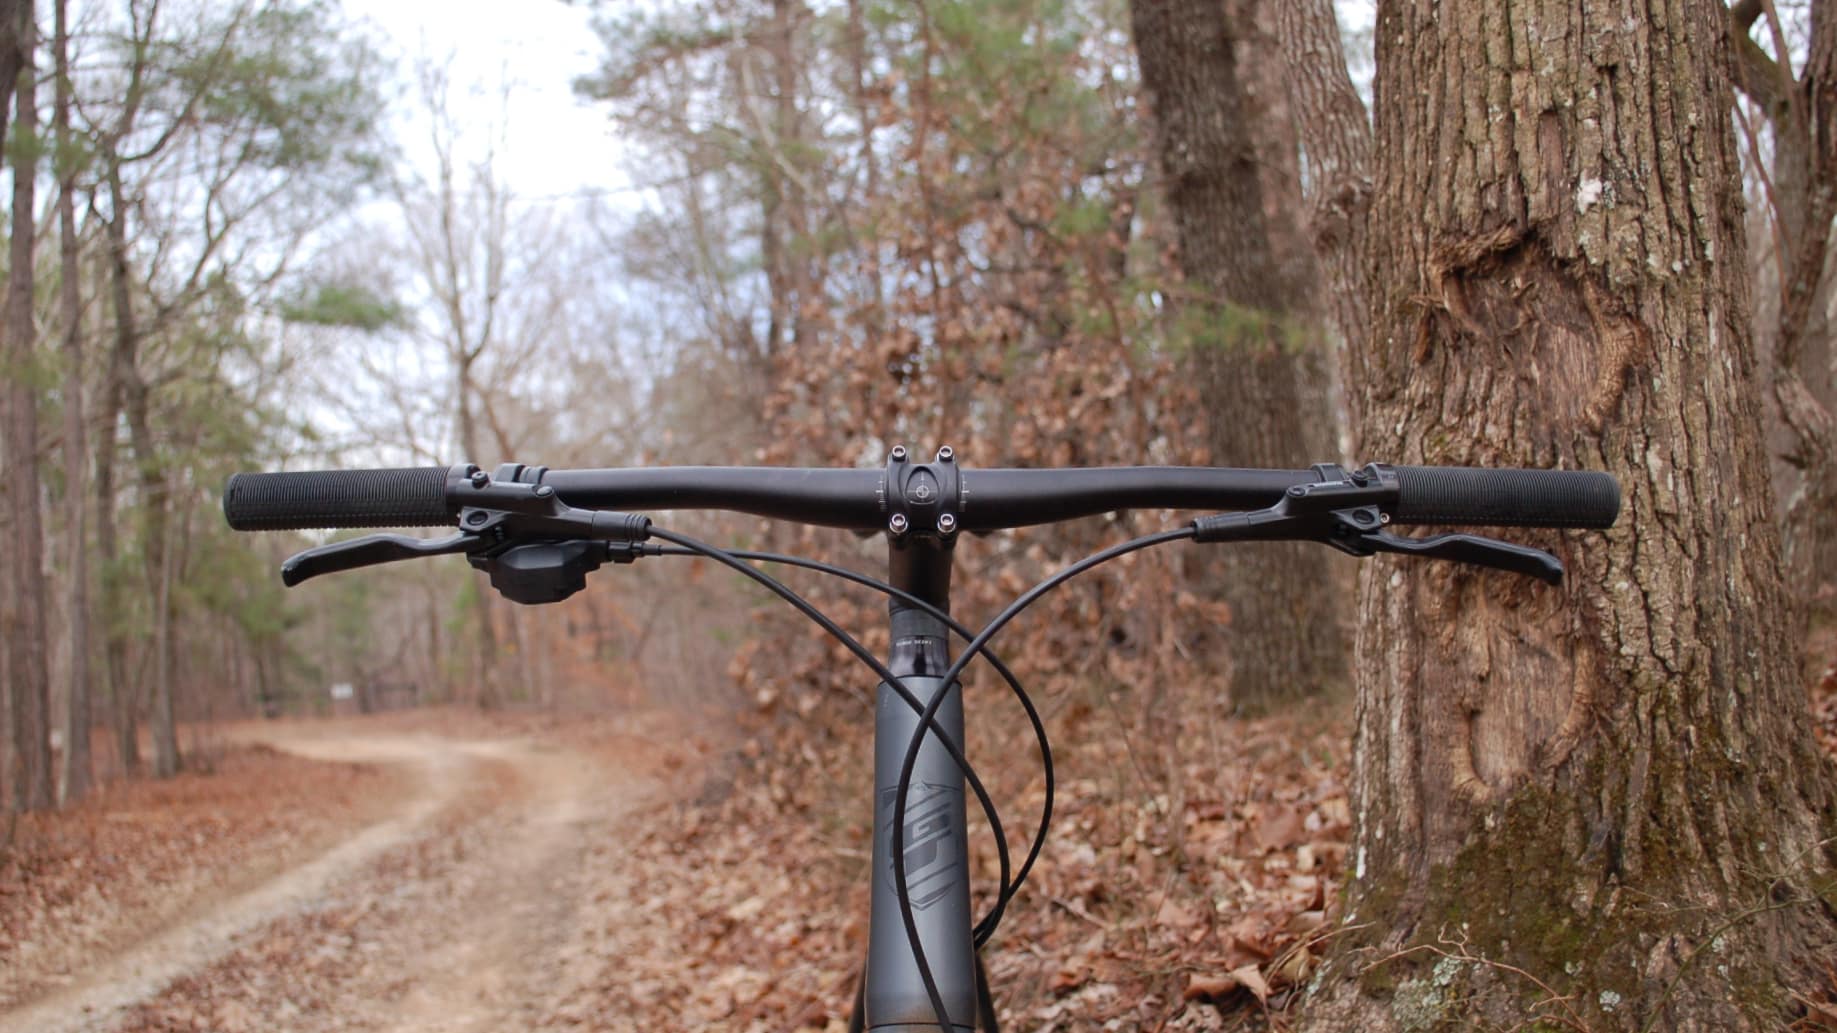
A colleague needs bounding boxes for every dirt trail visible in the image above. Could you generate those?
[0,721,662,1033]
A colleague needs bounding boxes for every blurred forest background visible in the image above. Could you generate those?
[0,0,1380,798]
[4,0,1837,1028]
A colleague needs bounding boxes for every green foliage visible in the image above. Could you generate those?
[575,9,735,102]
[1165,298,1314,358]
[4,118,46,169]
[278,282,404,332]
[157,0,390,188]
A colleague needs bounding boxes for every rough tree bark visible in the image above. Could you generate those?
[1302,1,1837,1030]
[1130,0,1348,709]
[53,0,91,804]
[2,0,52,813]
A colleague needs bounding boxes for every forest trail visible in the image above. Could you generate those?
[0,718,666,1033]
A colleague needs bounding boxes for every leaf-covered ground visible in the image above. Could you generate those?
[6,667,1837,1031]
[0,744,399,1010]
[543,691,1356,1032]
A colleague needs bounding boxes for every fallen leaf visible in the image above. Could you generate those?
[1182,971,1240,1001]
[1230,963,1271,1003]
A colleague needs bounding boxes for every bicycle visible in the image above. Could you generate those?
[222,448,1620,1031]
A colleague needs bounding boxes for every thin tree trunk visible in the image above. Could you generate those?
[0,0,20,823]
[454,356,499,708]
[1129,0,1348,710]
[1303,1,1837,1029]
[53,0,91,805]
[3,0,52,813]
[102,165,156,775]
[147,499,181,766]
[93,286,135,776]
[126,348,177,778]
[846,0,884,337]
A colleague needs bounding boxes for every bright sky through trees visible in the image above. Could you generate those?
[349,0,629,201]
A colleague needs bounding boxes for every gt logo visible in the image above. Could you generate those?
[878,781,962,909]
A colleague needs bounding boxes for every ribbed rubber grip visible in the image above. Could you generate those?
[1392,466,1620,529]
[223,467,454,531]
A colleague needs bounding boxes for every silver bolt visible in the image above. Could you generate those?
[889,513,909,534]
[937,445,954,462]
[938,512,958,534]
[891,445,908,461]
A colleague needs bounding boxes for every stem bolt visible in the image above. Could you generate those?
[470,471,490,489]
[938,512,957,534]
[889,513,909,535]
[937,445,954,462]
[891,445,908,461]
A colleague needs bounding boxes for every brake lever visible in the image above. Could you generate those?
[279,474,658,597]
[281,532,486,586]
[1192,480,1567,584]
[1342,527,1564,585]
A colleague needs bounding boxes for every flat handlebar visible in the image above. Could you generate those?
[222,461,1620,533]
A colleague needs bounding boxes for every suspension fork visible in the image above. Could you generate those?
[861,534,978,1031]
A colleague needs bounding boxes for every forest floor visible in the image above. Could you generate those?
[3,664,1834,1033]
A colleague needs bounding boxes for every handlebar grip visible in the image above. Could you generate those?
[1390,466,1620,529]
[223,467,455,531]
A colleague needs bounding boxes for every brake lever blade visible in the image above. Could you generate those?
[1361,530,1564,585]
[281,532,482,587]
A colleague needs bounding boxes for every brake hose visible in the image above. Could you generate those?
[644,527,1019,935]
[889,526,1198,1032]
[650,544,1054,944]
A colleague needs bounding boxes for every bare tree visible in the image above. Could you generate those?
[79,0,383,776]
[1728,0,1837,672]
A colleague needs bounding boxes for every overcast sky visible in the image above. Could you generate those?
[348,0,630,202]
[345,1,1374,204]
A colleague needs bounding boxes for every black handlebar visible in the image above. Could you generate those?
[223,460,1620,534]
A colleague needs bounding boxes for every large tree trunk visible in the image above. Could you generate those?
[53,0,91,805]
[1130,0,1348,710]
[2,0,51,813]
[1303,1,1837,1030]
